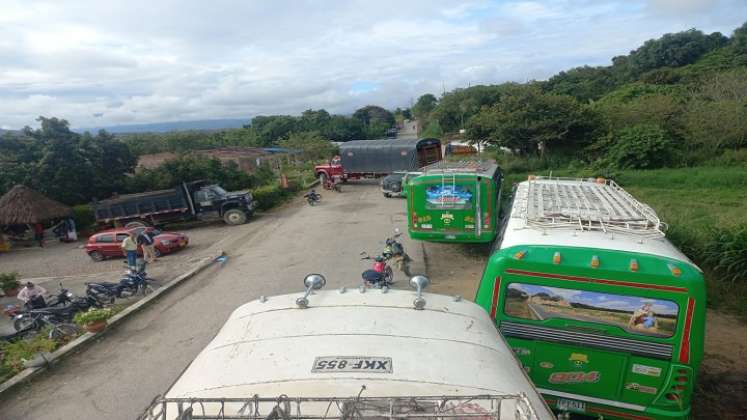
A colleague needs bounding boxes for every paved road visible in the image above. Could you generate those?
[0,181,425,420]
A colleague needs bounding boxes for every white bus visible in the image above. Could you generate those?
[140,275,554,420]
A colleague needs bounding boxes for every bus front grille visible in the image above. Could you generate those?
[500,321,673,360]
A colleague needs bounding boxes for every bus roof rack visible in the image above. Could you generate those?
[421,159,499,176]
[514,176,666,237]
[139,394,541,420]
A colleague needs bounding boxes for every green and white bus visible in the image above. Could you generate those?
[475,176,705,420]
[406,160,502,243]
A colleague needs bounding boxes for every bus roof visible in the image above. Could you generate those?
[418,159,500,178]
[500,178,696,267]
[163,289,551,417]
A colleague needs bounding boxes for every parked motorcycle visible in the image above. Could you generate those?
[304,190,322,206]
[12,293,99,332]
[360,251,394,288]
[3,282,76,321]
[85,261,155,303]
[382,229,412,276]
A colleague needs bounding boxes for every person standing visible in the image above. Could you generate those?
[33,223,44,247]
[138,229,157,263]
[121,231,138,268]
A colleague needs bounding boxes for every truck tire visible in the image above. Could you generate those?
[223,209,248,225]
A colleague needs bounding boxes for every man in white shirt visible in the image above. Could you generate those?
[17,281,47,309]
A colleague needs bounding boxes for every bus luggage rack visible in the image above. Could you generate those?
[515,177,666,237]
[139,394,541,420]
[422,160,497,174]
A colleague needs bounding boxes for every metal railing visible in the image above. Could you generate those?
[139,394,542,420]
[514,177,666,238]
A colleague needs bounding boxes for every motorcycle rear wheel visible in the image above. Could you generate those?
[49,323,81,340]
[13,316,36,332]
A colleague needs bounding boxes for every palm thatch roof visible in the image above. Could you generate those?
[0,185,72,225]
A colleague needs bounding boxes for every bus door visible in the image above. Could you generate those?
[500,281,687,413]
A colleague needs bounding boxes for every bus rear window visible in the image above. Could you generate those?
[504,283,679,338]
[425,185,473,210]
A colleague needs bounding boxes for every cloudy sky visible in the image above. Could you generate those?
[1,0,745,129]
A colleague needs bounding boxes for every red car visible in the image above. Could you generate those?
[85,227,189,262]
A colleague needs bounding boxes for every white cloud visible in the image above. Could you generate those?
[0,0,744,129]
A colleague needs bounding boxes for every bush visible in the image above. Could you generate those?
[701,224,747,283]
[252,184,293,211]
[602,124,675,169]
[0,334,57,373]
[72,204,95,231]
[74,307,116,326]
[0,272,20,292]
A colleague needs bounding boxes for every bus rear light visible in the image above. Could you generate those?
[514,250,527,260]
[591,255,600,268]
[553,252,561,264]
[668,263,682,277]
[674,376,688,383]
[630,259,639,272]
[672,385,687,391]
[665,393,680,401]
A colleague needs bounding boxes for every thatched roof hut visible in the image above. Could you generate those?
[0,185,72,225]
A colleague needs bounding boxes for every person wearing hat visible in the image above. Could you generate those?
[17,281,47,309]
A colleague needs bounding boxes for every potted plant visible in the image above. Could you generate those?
[74,308,114,333]
[0,272,20,297]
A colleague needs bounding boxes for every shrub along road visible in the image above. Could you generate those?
[0,181,430,420]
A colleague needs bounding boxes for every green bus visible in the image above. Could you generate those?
[475,176,705,420]
[406,160,502,243]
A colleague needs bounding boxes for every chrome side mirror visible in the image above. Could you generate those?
[297,274,326,308]
[409,275,430,310]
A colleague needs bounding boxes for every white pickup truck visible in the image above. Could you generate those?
[139,275,554,420]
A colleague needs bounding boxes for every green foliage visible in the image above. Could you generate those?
[277,131,337,161]
[0,117,137,205]
[412,94,438,120]
[625,29,728,77]
[0,334,57,373]
[701,225,747,283]
[599,124,675,169]
[74,307,116,326]
[545,66,617,102]
[352,105,395,128]
[467,85,595,155]
[72,204,95,231]
[128,155,256,192]
[0,272,20,291]
[432,84,510,133]
[420,120,443,138]
[251,184,300,211]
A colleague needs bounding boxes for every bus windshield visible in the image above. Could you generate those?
[504,283,679,338]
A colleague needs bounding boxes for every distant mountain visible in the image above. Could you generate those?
[75,118,249,134]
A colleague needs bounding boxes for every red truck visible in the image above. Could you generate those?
[315,138,442,184]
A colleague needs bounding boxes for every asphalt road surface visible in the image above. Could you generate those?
[0,181,427,420]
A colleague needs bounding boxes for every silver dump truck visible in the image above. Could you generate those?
[139,275,555,420]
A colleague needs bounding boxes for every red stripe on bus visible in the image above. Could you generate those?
[489,276,501,319]
[505,269,688,293]
[679,297,695,364]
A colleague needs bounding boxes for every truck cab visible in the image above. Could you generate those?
[140,275,554,420]
[314,155,345,184]
[187,182,256,225]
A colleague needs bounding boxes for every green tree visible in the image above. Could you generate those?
[466,85,594,155]
[626,29,728,76]
[412,94,438,120]
[545,66,617,102]
[602,124,675,169]
[352,105,395,128]
[277,131,336,161]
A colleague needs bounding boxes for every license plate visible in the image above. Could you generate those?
[557,399,585,413]
[312,356,392,373]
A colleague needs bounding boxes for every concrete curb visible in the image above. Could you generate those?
[0,249,224,396]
